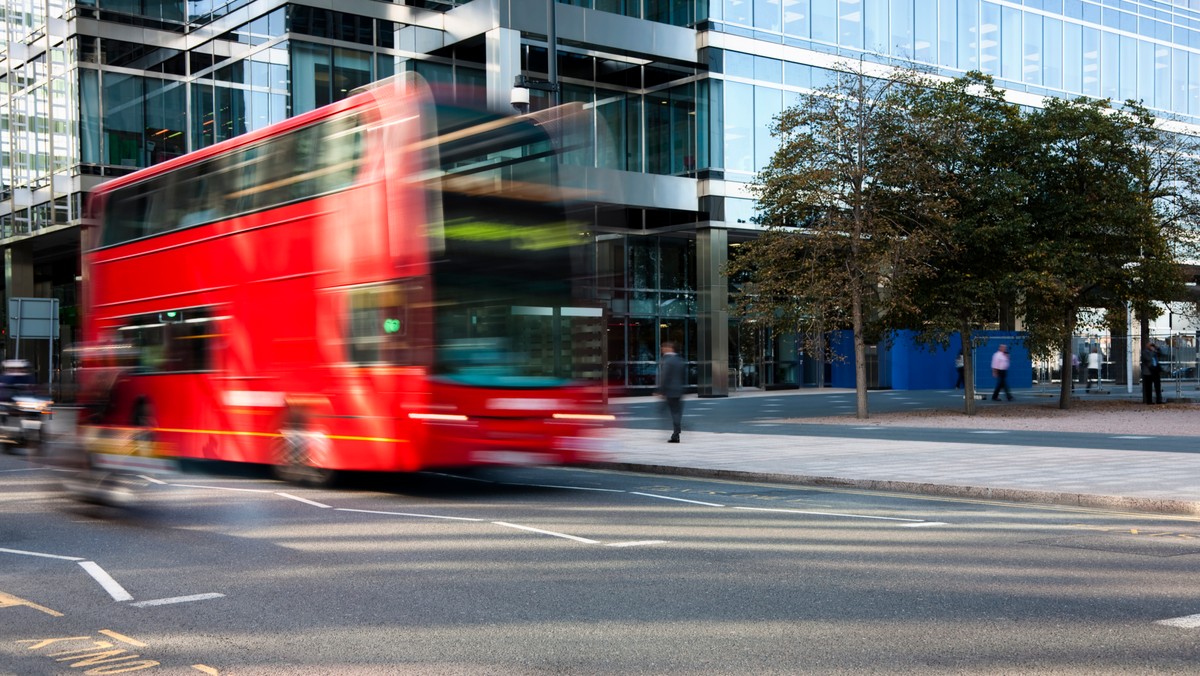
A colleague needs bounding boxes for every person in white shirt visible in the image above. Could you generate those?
[1086,347,1102,392]
[991,344,1013,401]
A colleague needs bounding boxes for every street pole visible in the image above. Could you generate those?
[547,0,558,107]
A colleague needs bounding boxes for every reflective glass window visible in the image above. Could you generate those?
[837,0,861,48]
[1138,40,1155,105]
[785,61,811,87]
[1190,52,1200,117]
[1173,48,1189,114]
[754,86,782,172]
[755,55,783,83]
[890,0,913,56]
[914,0,935,62]
[1082,26,1101,97]
[1023,12,1042,84]
[1063,21,1081,92]
[1082,1,1100,24]
[1044,17,1062,89]
[812,0,837,42]
[1101,31,1118,99]
[939,0,957,68]
[784,0,810,37]
[1001,5,1021,81]
[1153,44,1169,111]
[727,0,752,26]
[864,0,887,51]
[1119,35,1136,102]
[980,3,1000,75]
[756,0,782,31]
[959,0,979,71]
[724,81,755,173]
[727,51,755,78]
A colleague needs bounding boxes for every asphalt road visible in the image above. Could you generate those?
[3,455,1200,674]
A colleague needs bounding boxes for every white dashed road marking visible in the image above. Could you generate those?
[1156,614,1200,628]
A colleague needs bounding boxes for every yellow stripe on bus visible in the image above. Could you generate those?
[152,427,409,444]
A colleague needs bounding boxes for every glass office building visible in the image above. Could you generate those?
[3,0,1199,394]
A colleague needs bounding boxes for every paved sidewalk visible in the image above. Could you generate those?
[598,390,1200,517]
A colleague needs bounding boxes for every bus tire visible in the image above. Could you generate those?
[272,411,336,487]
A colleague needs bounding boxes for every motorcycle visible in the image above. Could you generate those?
[0,393,52,454]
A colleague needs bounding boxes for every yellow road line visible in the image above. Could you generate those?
[0,591,63,617]
[192,665,220,675]
[99,630,147,647]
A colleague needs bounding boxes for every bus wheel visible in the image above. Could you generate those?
[272,422,336,487]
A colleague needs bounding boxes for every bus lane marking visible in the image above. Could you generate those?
[0,547,86,561]
[78,561,134,602]
[0,590,63,616]
[17,628,221,673]
[1157,613,1200,628]
[275,492,331,508]
[492,521,601,544]
[336,508,484,522]
[630,492,725,507]
[130,593,225,608]
[734,506,928,523]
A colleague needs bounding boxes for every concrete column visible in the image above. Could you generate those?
[697,227,729,397]
[4,242,34,360]
[486,28,522,115]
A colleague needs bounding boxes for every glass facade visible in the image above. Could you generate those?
[707,0,1200,123]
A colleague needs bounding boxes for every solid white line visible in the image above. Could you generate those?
[336,508,482,522]
[492,521,601,544]
[630,492,724,507]
[275,492,331,508]
[1156,613,1200,628]
[606,540,668,547]
[0,547,85,561]
[1113,435,1154,439]
[900,522,949,528]
[0,467,44,472]
[170,483,272,493]
[734,506,925,522]
[131,593,225,608]
[78,561,134,602]
[509,483,625,492]
[138,475,168,485]
[423,471,495,483]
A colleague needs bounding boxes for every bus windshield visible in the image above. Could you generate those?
[430,106,594,388]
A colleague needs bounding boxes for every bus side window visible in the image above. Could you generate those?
[103,183,153,246]
[344,284,408,366]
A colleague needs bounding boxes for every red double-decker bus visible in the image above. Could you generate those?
[79,77,609,484]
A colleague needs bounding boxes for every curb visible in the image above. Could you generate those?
[587,461,1200,517]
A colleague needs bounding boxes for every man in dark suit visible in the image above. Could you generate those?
[1141,341,1164,404]
[655,341,686,443]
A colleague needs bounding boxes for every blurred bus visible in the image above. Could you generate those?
[80,76,609,484]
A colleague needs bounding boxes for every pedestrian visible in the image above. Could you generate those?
[954,351,964,389]
[1086,347,1101,392]
[1070,351,1079,391]
[1140,340,1164,404]
[991,344,1013,401]
[655,341,686,443]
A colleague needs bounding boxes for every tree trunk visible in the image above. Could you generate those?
[1059,308,1077,410]
[852,287,870,419]
[960,323,976,416]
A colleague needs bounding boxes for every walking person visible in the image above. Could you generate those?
[991,344,1013,401]
[1141,340,1164,404]
[954,351,965,389]
[1086,347,1101,392]
[656,341,686,443]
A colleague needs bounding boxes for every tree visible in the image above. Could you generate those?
[1017,98,1186,408]
[727,65,943,418]
[886,72,1027,414]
